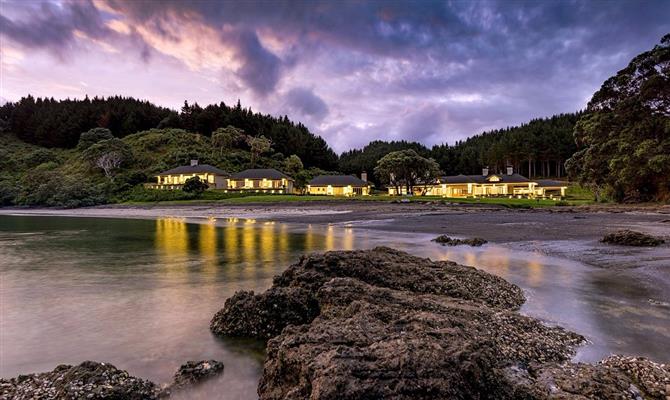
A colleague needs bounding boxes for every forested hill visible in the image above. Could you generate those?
[431,113,581,178]
[337,113,581,183]
[0,96,338,170]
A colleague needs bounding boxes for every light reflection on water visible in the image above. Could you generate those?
[1,215,668,399]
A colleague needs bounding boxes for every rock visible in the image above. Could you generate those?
[211,247,588,399]
[210,288,319,340]
[601,229,665,246]
[514,356,670,400]
[171,360,224,390]
[432,234,488,246]
[211,247,670,399]
[0,360,227,399]
[0,361,160,400]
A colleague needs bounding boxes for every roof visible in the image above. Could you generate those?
[534,179,569,188]
[309,175,369,187]
[440,173,530,184]
[230,168,293,180]
[157,164,228,176]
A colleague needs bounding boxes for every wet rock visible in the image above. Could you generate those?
[0,360,227,399]
[0,361,160,400]
[432,234,488,246]
[211,247,589,399]
[211,247,670,399]
[601,229,665,246]
[210,287,319,340]
[514,355,670,399]
[259,278,582,400]
[171,360,224,390]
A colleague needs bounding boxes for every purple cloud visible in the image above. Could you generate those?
[1,0,668,152]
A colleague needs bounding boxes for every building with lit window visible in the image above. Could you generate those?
[228,168,294,193]
[147,160,229,190]
[307,175,370,196]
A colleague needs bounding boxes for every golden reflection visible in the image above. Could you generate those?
[304,224,315,253]
[199,221,218,276]
[155,218,189,270]
[527,256,543,287]
[223,220,240,264]
[277,224,289,266]
[463,251,477,269]
[342,228,354,250]
[260,221,275,264]
[241,220,257,277]
[325,225,335,251]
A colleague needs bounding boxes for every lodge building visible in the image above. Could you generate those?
[147,161,293,193]
[388,167,568,199]
[307,174,370,196]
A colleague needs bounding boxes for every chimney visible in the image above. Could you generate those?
[506,166,513,175]
[361,171,368,182]
[190,159,199,166]
[482,167,489,176]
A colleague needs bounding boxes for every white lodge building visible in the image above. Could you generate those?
[307,175,370,196]
[227,168,294,194]
[388,167,568,199]
[147,162,294,193]
[148,160,229,190]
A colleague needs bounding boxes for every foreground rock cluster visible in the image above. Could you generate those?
[602,229,666,246]
[432,234,488,246]
[0,359,224,400]
[210,247,669,399]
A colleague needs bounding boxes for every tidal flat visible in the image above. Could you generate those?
[1,202,669,398]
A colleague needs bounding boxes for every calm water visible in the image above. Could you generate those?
[1,215,668,398]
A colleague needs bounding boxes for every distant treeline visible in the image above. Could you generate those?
[0,96,338,170]
[432,113,581,178]
[339,113,580,185]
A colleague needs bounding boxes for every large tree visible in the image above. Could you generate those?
[374,149,441,195]
[566,34,670,202]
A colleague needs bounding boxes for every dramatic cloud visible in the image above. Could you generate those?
[284,87,329,121]
[1,0,668,152]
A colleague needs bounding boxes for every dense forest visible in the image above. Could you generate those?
[566,34,669,202]
[0,96,338,171]
[338,113,580,185]
[431,113,581,178]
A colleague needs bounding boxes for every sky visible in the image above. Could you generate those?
[1,0,669,153]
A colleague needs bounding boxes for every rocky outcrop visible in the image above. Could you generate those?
[602,229,665,246]
[513,356,670,399]
[0,360,225,400]
[170,360,224,390]
[432,234,488,246]
[0,361,160,400]
[213,247,613,399]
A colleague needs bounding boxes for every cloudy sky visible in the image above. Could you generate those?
[1,0,668,152]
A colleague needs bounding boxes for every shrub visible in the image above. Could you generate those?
[182,176,209,194]
[77,128,114,150]
[23,149,58,168]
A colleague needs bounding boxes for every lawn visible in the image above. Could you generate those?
[121,191,593,208]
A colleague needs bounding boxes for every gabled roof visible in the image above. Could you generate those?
[231,168,292,180]
[440,173,530,184]
[534,179,569,188]
[486,173,530,183]
[309,175,369,187]
[157,164,228,176]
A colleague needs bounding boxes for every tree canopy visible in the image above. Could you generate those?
[374,149,441,194]
[0,96,338,171]
[566,34,670,202]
